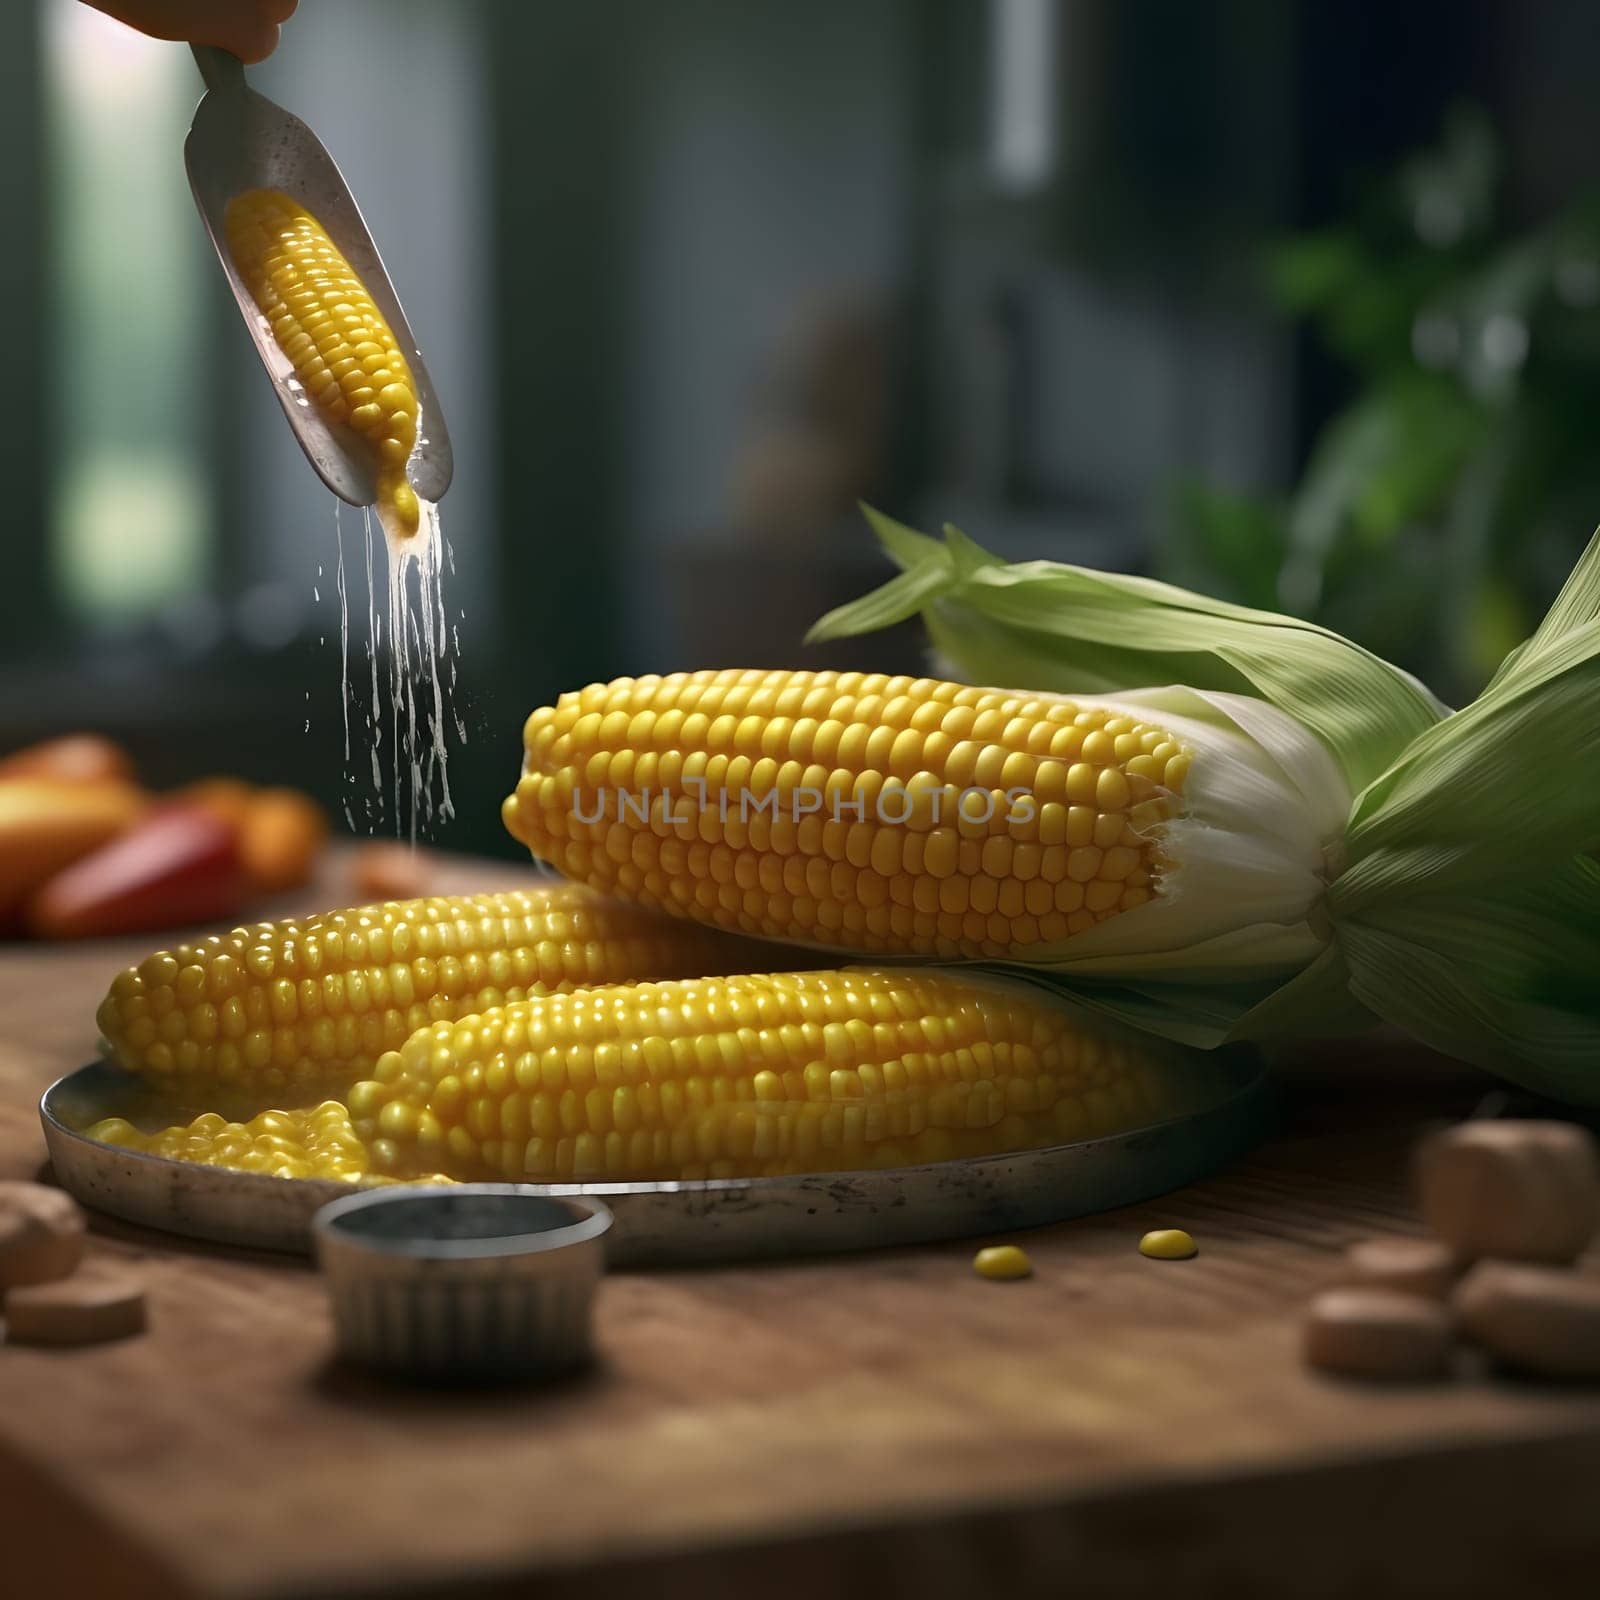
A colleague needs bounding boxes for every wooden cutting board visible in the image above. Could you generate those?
[1,850,1597,1599]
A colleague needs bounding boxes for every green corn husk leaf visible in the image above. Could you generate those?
[1484,524,1600,692]
[1335,858,1600,1106]
[808,507,1445,792]
[1338,615,1600,900]
[989,944,1371,1053]
[1339,528,1600,897]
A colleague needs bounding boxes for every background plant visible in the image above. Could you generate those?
[1165,106,1600,703]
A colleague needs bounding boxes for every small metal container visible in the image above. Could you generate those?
[312,1187,612,1382]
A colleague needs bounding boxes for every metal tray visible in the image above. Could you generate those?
[41,1060,1271,1266]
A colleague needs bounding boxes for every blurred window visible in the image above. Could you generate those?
[990,0,1058,193]
[46,0,209,626]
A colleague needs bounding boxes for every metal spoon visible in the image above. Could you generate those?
[183,45,453,509]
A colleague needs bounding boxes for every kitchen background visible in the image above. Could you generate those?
[5,0,1600,858]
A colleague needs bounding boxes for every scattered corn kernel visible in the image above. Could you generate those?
[973,1244,1032,1280]
[1139,1228,1197,1260]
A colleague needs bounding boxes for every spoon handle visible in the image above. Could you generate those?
[191,45,246,97]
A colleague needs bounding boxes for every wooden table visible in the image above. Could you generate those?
[2,854,1597,1599]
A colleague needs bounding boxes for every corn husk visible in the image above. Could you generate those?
[809,508,1600,1103]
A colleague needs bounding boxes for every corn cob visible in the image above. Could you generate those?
[97,885,775,1096]
[348,967,1204,1182]
[504,669,1189,960]
[87,1103,376,1183]
[224,188,422,537]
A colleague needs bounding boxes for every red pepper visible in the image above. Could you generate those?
[26,805,244,940]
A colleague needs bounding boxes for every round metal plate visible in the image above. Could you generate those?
[41,1060,1271,1266]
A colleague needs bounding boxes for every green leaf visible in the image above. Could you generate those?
[1268,229,1367,313]
[805,551,955,644]
[1337,859,1600,1105]
[1036,861,1600,1103]
[1486,524,1600,691]
[815,510,1446,792]
[1223,944,1371,1042]
[1342,611,1600,888]
[974,967,1250,1050]
[1280,379,1486,615]
[941,522,1000,578]
[1281,394,1409,613]
[860,502,942,569]
[977,948,1370,1052]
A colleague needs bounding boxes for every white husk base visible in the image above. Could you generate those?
[1013,686,1352,982]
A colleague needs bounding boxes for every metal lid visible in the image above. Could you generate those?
[313,1187,613,1261]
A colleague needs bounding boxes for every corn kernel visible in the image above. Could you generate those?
[1138,1228,1198,1260]
[973,1244,1033,1280]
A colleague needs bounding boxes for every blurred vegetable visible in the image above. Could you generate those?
[0,735,136,786]
[237,787,327,894]
[0,781,145,922]
[178,777,327,893]
[348,840,432,902]
[1168,105,1600,701]
[1,755,325,939]
[176,776,255,831]
[27,805,242,940]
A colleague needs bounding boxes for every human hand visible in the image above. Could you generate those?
[81,0,299,64]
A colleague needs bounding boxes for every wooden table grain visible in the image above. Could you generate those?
[1,853,1597,1599]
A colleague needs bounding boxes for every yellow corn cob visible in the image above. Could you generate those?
[349,967,1202,1182]
[97,885,776,1096]
[224,188,422,536]
[503,669,1188,960]
[86,1103,376,1183]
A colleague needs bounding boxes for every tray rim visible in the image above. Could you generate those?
[41,1056,1272,1264]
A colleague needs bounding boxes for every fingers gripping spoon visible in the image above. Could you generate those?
[184,45,454,524]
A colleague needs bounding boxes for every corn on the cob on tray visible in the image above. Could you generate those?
[96,886,776,1096]
[225,188,422,537]
[346,968,1206,1183]
[504,669,1190,961]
